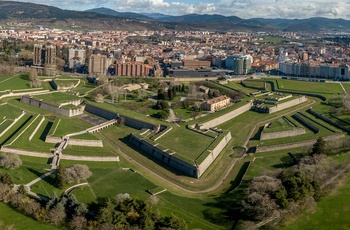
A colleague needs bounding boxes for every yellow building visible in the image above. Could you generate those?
[202,95,230,112]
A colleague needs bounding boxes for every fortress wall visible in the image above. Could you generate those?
[201,102,252,129]
[67,139,103,147]
[85,104,118,120]
[197,131,232,177]
[21,96,84,117]
[122,116,155,130]
[85,104,158,131]
[0,90,50,100]
[260,128,306,140]
[256,133,344,153]
[129,134,198,178]
[45,136,62,143]
[268,96,307,114]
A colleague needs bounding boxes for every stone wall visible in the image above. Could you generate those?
[129,134,198,177]
[45,136,62,144]
[268,96,307,114]
[196,131,232,176]
[200,102,253,129]
[0,90,50,100]
[85,104,158,131]
[68,139,103,147]
[85,104,117,120]
[260,128,306,140]
[256,133,344,153]
[21,96,84,117]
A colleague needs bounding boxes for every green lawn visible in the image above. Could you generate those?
[50,117,92,137]
[242,79,266,89]
[226,81,258,95]
[53,79,79,88]
[263,116,297,133]
[155,126,215,164]
[0,119,14,133]
[32,92,80,106]
[276,79,343,97]
[0,113,32,146]
[0,75,32,91]
[0,203,61,230]
[0,103,23,120]
[282,172,350,230]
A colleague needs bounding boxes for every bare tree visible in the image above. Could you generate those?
[65,164,92,184]
[241,192,279,220]
[69,216,88,230]
[249,175,281,195]
[28,68,38,81]
[147,195,159,206]
[94,94,104,103]
[0,153,22,169]
[47,204,66,226]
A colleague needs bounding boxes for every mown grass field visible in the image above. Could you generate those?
[0,103,23,120]
[0,203,61,230]
[155,126,215,163]
[282,172,350,230]
[0,75,33,91]
[263,116,298,133]
[32,92,80,105]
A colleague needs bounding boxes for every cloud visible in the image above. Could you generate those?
[13,0,350,19]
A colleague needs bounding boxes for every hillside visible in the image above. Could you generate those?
[1,1,350,32]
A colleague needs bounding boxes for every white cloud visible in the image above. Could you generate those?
[13,0,350,19]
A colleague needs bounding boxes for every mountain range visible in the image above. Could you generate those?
[1,1,350,32]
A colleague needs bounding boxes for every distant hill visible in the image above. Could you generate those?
[141,13,172,20]
[85,7,152,20]
[0,1,165,30]
[158,14,242,23]
[1,2,350,32]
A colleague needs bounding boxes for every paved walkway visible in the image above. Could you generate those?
[25,170,55,187]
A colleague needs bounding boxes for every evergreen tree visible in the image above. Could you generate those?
[18,184,26,194]
[55,164,66,189]
[1,173,13,185]
[311,137,326,155]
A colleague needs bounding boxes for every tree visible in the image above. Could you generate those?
[47,203,66,226]
[311,137,326,155]
[23,199,41,216]
[18,184,26,194]
[248,175,281,195]
[0,183,13,202]
[69,216,88,230]
[94,93,104,103]
[158,214,188,230]
[241,192,279,220]
[55,164,67,189]
[0,173,13,186]
[65,164,92,184]
[0,153,22,169]
[28,68,38,81]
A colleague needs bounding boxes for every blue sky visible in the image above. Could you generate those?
[14,0,350,19]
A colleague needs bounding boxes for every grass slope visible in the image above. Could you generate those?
[282,172,350,230]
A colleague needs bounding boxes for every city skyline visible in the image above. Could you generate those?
[11,0,350,20]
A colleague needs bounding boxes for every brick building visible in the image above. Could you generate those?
[182,60,211,69]
[114,62,151,77]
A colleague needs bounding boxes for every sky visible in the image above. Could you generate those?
[13,0,350,19]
